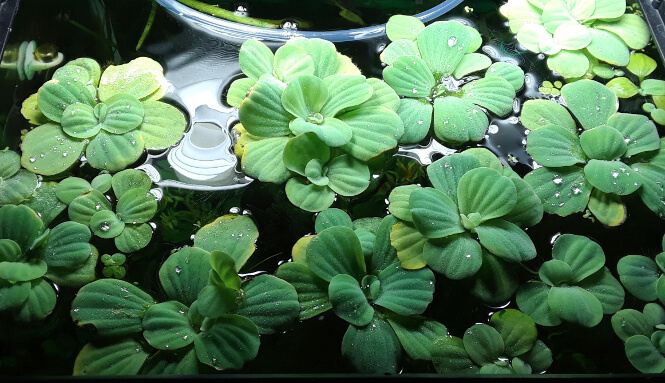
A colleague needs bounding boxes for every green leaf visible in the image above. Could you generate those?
[395,98,432,144]
[227,77,255,108]
[427,153,480,205]
[608,113,660,157]
[502,177,544,228]
[96,94,144,135]
[409,187,464,239]
[210,250,241,290]
[516,24,550,53]
[159,247,211,306]
[361,78,400,111]
[0,279,30,311]
[433,97,489,144]
[625,334,665,373]
[452,53,492,79]
[527,125,585,167]
[627,53,658,80]
[275,262,331,320]
[516,281,562,326]
[338,106,404,161]
[424,233,483,280]
[595,14,651,50]
[116,189,157,224]
[115,223,152,253]
[285,177,335,212]
[520,99,576,133]
[387,315,448,361]
[283,133,330,176]
[548,286,604,327]
[374,262,434,315]
[241,136,292,184]
[0,259,47,282]
[91,174,112,193]
[0,150,19,180]
[561,80,618,129]
[391,222,428,269]
[86,130,144,172]
[486,62,525,91]
[71,279,155,337]
[586,28,630,66]
[37,78,94,122]
[235,274,299,334]
[588,189,627,226]
[0,169,38,206]
[326,155,370,196]
[418,20,471,76]
[285,37,340,78]
[73,339,150,375]
[541,0,575,32]
[552,22,592,50]
[457,168,516,221]
[196,284,237,319]
[289,116,353,148]
[111,169,152,198]
[321,75,373,117]
[15,278,57,321]
[0,239,20,262]
[141,347,199,375]
[387,185,418,222]
[0,205,44,252]
[239,78,292,137]
[462,76,516,116]
[46,246,98,288]
[552,234,605,282]
[68,190,112,226]
[143,301,196,350]
[193,215,258,271]
[307,226,366,282]
[273,44,316,83]
[386,15,425,41]
[315,208,352,233]
[381,39,420,66]
[62,58,101,86]
[194,314,260,370]
[525,166,592,216]
[490,309,537,357]
[341,318,401,373]
[238,39,274,81]
[547,50,590,79]
[578,267,625,314]
[22,182,65,227]
[329,274,374,326]
[468,252,519,305]
[140,100,187,150]
[475,219,536,262]
[635,161,665,219]
[281,75,328,119]
[90,210,124,238]
[383,55,434,98]
[431,335,478,374]
[607,77,640,98]
[539,259,575,286]
[642,79,665,96]
[584,159,642,195]
[369,215,400,273]
[40,221,92,268]
[579,126,627,161]
[98,57,165,101]
[618,255,661,302]
[20,123,85,176]
[463,324,505,366]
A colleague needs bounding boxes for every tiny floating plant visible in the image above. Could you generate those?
[0,149,38,206]
[19,57,187,175]
[432,309,553,374]
[387,148,542,304]
[612,303,665,373]
[276,208,443,373]
[70,214,300,375]
[230,38,404,212]
[500,0,651,79]
[523,79,665,226]
[0,40,64,80]
[517,234,624,328]
[0,204,96,322]
[380,15,525,145]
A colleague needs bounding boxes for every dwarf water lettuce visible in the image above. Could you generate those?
[20,57,187,175]
[387,148,541,304]
[70,214,299,374]
[523,79,665,226]
[380,15,524,145]
[612,303,665,373]
[276,209,444,373]
[617,234,665,305]
[0,149,38,206]
[0,204,96,322]
[500,0,650,79]
[230,38,403,212]
[432,309,552,374]
[517,234,624,328]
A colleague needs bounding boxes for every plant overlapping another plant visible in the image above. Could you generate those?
[230,37,404,212]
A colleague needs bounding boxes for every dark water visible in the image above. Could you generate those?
[1,0,664,376]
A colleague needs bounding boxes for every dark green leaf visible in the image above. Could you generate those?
[341,318,401,373]
[275,262,331,320]
[490,309,537,357]
[431,335,479,374]
[329,274,374,326]
[387,315,448,361]
[159,247,211,306]
[409,187,464,239]
[463,324,505,366]
[306,226,366,282]
[424,233,483,280]
[194,314,260,370]
[143,301,196,350]
[194,215,258,271]
[235,274,299,334]
[73,339,150,375]
[375,262,435,315]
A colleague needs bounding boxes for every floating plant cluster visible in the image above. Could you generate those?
[1,0,665,377]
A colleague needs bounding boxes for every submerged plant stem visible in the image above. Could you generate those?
[177,0,283,28]
[136,0,158,51]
